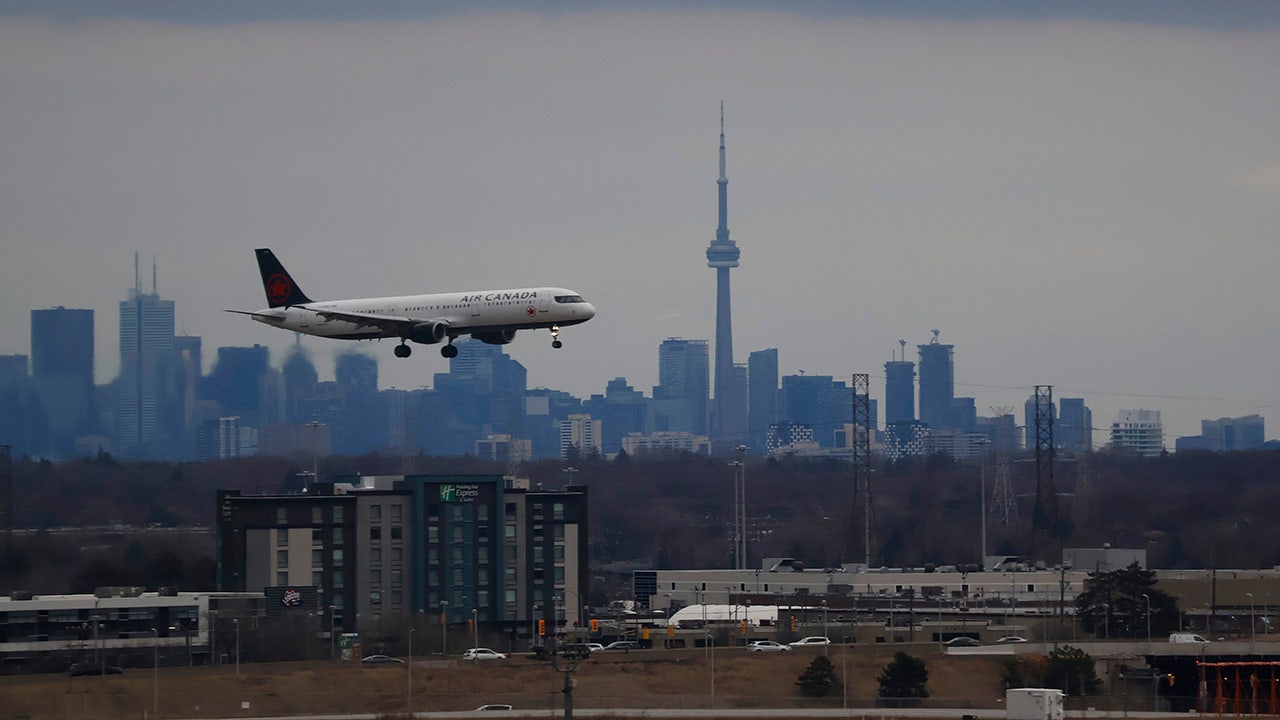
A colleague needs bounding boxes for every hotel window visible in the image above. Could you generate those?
[533,546,544,563]
[452,569,464,585]
[554,567,565,585]
[276,507,287,524]
[428,526,438,543]
[554,525,565,541]
[505,589,517,604]
[276,529,288,547]
[370,548,381,565]
[391,526,403,541]
[452,526,464,543]
[277,550,288,569]
[553,503,564,520]
[312,528,323,546]
[391,547,402,564]
[312,506,322,523]
[391,590,403,608]
[333,574,344,589]
[313,571,324,586]
[391,569,402,587]
[477,504,489,521]
[311,550,323,567]
[452,548,464,564]
[370,504,382,520]
[553,546,564,563]
[277,571,288,585]
[332,549,344,567]
[505,524,516,539]
[505,502,517,517]
[370,569,382,587]
[428,548,439,565]
[478,546,489,564]
[390,504,402,521]
[333,506,343,523]
[370,526,381,542]
[505,568,516,585]
[505,546,517,563]
[332,527,343,544]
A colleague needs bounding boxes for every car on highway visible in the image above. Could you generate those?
[475,704,514,711]
[462,647,507,661]
[995,636,1028,644]
[601,640,639,651]
[748,640,792,652]
[360,654,405,664]
[789,636,832,647]
[68,663,123,676]
[944,636,981,647]
[586,642,605,652]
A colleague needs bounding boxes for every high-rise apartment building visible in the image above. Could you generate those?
[31,307,94,455]
[1110,409,1164,456]
[653,338,709,435]
[559,413,601,459]
[917,335,954,430]
[884,356,915,425]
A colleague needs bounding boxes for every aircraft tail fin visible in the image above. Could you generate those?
[255,248,314,307]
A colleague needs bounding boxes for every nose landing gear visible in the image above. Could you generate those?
[551,325,562,349]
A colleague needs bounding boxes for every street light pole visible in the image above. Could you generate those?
[1247,592,1255,644]
[407,628,414,713]
[1142,593,1151,645]
[329,604,336,661]
[150,627,159,719]
[440,601,449,657]
[233,619,240,677]
[472,608,479,650]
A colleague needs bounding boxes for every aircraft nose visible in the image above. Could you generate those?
[583,302,596,319]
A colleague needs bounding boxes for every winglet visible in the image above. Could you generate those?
[255,248,314,308]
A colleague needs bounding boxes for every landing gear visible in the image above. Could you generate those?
[551,325,562,349]
[441,342,458,359]
[394,343,411,358]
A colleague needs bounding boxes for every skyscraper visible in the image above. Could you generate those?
[653,338,709,435]
[747,348,778,452]
[31,307,94,455]
[707,104,744,454]
[884,343,915,425]
[917,332,954,430]
[117,256,175,456]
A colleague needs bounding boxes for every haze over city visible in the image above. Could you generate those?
[3,1,1279,441]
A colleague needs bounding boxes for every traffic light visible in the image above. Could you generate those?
[667,624,675,638]
[741,620,747,634]
[1168,674,1175,686]
[538,619,546,636]
[591,618,599,632]
[790,615,797,632]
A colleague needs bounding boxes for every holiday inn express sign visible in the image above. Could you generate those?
[439,484,481,502]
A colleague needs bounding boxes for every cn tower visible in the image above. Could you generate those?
[707,103,741,452]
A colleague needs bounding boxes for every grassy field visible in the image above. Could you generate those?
[0,646,1011,719]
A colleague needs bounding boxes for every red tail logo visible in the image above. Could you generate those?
[266,273,292,304]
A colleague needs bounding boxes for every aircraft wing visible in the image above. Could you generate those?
[311,308,423,335]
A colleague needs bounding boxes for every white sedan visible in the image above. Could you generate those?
[462,647,507,661]
[748,640,791,652]
[789,636,832,647]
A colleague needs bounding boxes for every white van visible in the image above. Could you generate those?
[1168,633,1209,643]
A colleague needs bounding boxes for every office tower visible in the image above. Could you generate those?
[333,352,383,455]
[747,348,778,453]
[707,104,744,454]
[582,378,648,455]
[30,307,94,455]
[917,332,954,429]
[281,348,319,425]
[427,340,529,456]
[1057,398,1093,454]
[653,338,709,435]
[1110,409,1164,456]
[1197,415,1265,452]
[884,344,915,424]
[780,374,852,448]
[117,256,175,456]
[207,345,271,427]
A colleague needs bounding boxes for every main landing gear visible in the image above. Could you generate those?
[551,325,562,349]
[394,342,411,358]
[441,341,458,358]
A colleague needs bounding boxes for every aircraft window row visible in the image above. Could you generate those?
[554,295,585,303]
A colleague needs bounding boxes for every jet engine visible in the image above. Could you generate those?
[474,329,517,345]
[409,321,448,344]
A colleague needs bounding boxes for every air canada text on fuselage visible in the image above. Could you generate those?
[459,291,538,303]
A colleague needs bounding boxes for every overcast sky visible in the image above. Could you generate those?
[2,1,1278,445]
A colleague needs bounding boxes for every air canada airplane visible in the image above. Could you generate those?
[229,248,595,359]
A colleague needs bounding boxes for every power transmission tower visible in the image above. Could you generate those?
[850,374,875,566]
[1031,386,1059,556]
[988,407,1017,533]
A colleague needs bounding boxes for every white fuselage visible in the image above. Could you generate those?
[250,287,594,341]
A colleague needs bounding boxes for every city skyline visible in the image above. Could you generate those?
[3,2,1279,440]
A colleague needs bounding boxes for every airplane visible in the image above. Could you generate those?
[229,248,595,359]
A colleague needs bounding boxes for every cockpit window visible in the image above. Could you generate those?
[554,295,585,304]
